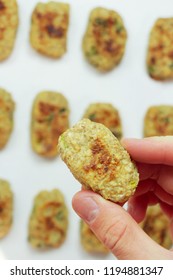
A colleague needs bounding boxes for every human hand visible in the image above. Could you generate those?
[72,136,173,259]
[124,137,173,224]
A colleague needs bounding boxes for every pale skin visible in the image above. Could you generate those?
[72,136,173,259]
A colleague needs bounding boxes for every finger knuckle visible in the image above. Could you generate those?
[102,217,128,252]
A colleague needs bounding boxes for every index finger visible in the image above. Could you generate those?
[121,136,173,165]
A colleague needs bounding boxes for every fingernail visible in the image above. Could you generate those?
[127,203,134,216]
[74,197,99,223]
[121,138,138,147]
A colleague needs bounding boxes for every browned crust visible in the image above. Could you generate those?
[84,138,119,177]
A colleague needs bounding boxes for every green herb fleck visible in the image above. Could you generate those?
[37,243,45,249]
[60,135,68,149]
[47,112,54,123]
[86,46,98,57]
[9,112,13,120]
[80,220,83,230]
[148,65,155,74]
[56,211,64,221]
[162,117,170,124]
[32,205,36,214]
[90,46,98,55]
[95,18,107,27]
[116,23,124,33]
[59,108,66,113]
[89,113,96,121]
[130,180,137,187]
[169,63,173,69]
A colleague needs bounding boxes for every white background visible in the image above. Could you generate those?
[0,0,173,260]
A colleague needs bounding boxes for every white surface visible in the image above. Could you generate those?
[0,0,173,260]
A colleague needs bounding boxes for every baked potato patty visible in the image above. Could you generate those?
[80,220,109,254]
[58,119,139,203]
[28,189,68,249]
[147,18,173,80]
[0,88,15,149]
[30,1,69,58]
[144,105,173,137]
[82,7,127,72]
[31,91,69,158]
[0,179,13,238]
[83,103,122,140]
[140,204,172,249]
[0,0,18,61]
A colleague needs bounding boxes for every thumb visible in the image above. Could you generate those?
[72,190,173,260]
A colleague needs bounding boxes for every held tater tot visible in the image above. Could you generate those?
[58,119,139,203]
